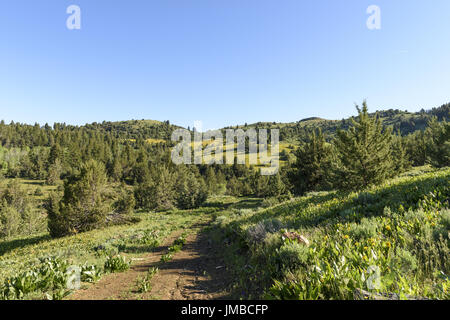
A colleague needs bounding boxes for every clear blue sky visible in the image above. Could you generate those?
[1,0,449,130]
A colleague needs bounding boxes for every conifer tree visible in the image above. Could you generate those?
[47,160,110,237]
[391,133,411,174]
[290,128,333,195]
[334,101,393,190]
[426,118,450,167]
[176,170,208,209]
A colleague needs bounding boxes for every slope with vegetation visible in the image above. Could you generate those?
[211,167,449,299]
[0,100,448,300]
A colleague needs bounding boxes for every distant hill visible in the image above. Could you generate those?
[223,103,449,141]
[76,102,449,142]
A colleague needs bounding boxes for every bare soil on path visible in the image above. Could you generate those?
[69,222,232,300]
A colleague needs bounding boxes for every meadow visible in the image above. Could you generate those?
[0,166,449,300]
[209,166,450,299]
[0,204,215,299]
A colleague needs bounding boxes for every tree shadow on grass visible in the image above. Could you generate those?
[137,226,236,300]
[0,234,51,256]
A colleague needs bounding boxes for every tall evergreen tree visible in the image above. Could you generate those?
[334,101,393,190]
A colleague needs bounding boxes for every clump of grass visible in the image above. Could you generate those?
[136,267,159,293]
[104,255,130,273]
[347,217,379,240]
[161,234,188,262]
[160,253,173,263]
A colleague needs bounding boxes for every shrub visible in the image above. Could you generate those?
[274,242,309,274]
[80,264,102,283]
[0,201,21,238]
[391,248,418,274]
[1,257,72,300]
[160,253,173,262]
[47,160,110,238]
[347,218,378,240]
[176,171,208,210]
[0,181,42,238]
[104,255,130,273]
[246,219,284,246]
[113,188,136,215]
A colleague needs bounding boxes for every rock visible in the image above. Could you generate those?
[282,231,310,246]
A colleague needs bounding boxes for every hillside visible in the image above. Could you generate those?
[1,167,448,300]
[88,103,449,142]
[226,103,450,142]
[210,166,450,299]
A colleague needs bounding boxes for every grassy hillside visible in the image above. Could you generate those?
[210,166,450,299]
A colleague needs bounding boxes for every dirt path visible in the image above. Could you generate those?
[68,222,232,300]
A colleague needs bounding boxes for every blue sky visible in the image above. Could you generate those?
[0,0,449,130]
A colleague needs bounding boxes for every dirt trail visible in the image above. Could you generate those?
[69,223,232,300]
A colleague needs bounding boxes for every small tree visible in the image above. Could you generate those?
[47,160,110,237]
[426,118,450,168]
[334,101,393,190]
[114,185,136,215]
[290,129,333,195]
[0,200,21,238]
[46,158,62,185]
[391,133,411,174]
[176,170,208,210]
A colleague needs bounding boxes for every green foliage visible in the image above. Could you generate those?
[212,168,450,300]
[80,264,102,283]
[104,255,131,273]
[47,160,110,238]
[161,235,188,262]
[347,218,379,240]
[0,257,72,300]
[175,169,208,210]
[426,118,450,168]
[160,253,173,263]
[334,102,394,190]
[136,267,159,293]
[0,180,44,238]
[113,186,136,215]
[274,241,309,274]
[290,129,334,194]
[391,133,412,173]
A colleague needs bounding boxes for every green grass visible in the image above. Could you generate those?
[0,208,211,290]
[210,167,450,299]
[0,179,57,202]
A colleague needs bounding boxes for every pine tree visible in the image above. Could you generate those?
[391,133,411,174]
[290,129,333,195]
[266,173,286,197]
[334,101,393,190]
[176,170,208,209]
[47,160,110,237]
[426,118,450,167]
